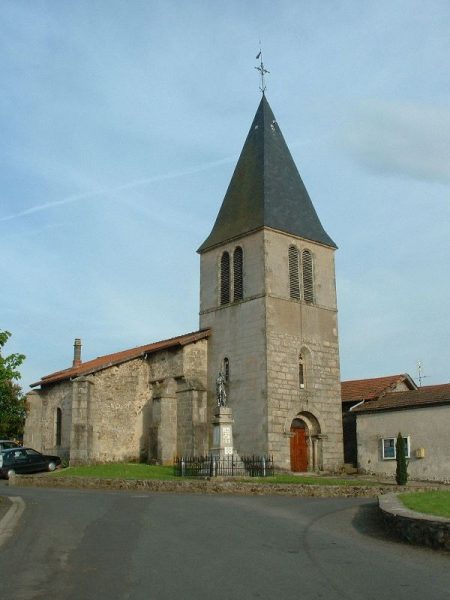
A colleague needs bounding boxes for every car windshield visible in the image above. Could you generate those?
[0,441,19,449]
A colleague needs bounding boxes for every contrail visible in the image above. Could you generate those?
[1,156,235,222]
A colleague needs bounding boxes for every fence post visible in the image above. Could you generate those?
[262,456,266,477]
[181,457,185,477]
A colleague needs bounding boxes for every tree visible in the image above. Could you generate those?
[0,330,27,439]
[395,431,408,486]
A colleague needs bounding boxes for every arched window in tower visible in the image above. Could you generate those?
[298,354,305,389]
[302,249,314,303]
[56,407,62,446]
[233,246,243,301]
[223,357,230,383]
[288,245,300,299]
[220,251,230,305]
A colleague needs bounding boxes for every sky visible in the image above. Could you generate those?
[1,0,449,390]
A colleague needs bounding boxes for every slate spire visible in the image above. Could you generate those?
[198,95,336,252]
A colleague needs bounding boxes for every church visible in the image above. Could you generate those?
[24,93,344,473]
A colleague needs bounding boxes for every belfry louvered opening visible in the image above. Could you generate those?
[302,249,314,303]
[233,246,243,301]
[288,245,300,299]
[220,251,230,305]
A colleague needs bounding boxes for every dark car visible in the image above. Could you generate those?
[0,440,20,451]
[0,447,61,479]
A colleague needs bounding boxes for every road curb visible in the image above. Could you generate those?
[0,496,26,549]
[378,493,450,551]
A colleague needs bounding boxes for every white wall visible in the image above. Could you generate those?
[357,405,450,482]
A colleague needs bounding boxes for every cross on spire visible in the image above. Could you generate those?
[255,45,269,94]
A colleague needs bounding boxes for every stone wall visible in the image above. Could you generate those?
[379,493,450,551]
[12,473,422,499]
[24,381,73,459]
[200,230,269,457]
[25,338,209,466]
[199,228,343,471]
[264,229,343,471]
[80,358,150,463]
[147,340,208,463]
[357,405,450,482]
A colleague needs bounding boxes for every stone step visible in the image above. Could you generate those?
[343,463,358,474]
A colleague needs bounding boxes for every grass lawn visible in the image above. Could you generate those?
[52,463,179,480]
[51,464,381,486]
[398,491,450,519]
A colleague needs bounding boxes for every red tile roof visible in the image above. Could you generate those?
[352,383,450,413]
[341,374,416,402]
[31,329,211,388]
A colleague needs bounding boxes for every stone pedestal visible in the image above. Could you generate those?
[210,406,234,458]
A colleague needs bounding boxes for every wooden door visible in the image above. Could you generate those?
[290,423,308,472]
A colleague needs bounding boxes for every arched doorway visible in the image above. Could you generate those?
[290,419,308,472]
[289,412,322,472]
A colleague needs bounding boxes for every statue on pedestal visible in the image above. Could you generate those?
[216,371,227,407]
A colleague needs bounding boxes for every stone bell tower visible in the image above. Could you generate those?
[198,95,343,471]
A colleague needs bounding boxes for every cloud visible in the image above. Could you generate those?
[342,101,450,185]
[0,156,234,222]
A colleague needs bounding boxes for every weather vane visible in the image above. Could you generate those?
[255,43,269,94]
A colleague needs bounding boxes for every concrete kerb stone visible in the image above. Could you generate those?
[9,473,436,499]
[0,495,26,549]
[378,492,450,551]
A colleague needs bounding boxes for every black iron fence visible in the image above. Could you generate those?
[174,455,274,478]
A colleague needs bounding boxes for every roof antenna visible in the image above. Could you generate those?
[417,361,427,387]
[255,43,269,94]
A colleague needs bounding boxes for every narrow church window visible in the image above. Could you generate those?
[56,407,62,446]
[299,354,305,389]
[302,249,314,303]
[220,251,230,305]
[233,246,243,301]
[223,357,230,382]
[288,246,300,299]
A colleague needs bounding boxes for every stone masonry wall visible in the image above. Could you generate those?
[81,358,150,463]
[147,340,208,463]
[265,229,343,471]
[24,381,73,459]
[26,339,209,467]
[200,230,269,457]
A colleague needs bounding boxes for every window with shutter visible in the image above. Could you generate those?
[288,246,300,299]
[233,247,243,301]
[302,249,314,303]
[220,252,230,305]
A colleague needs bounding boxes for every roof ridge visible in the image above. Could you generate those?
[31,329,211,388]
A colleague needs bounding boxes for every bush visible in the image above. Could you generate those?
[395,432,408,485]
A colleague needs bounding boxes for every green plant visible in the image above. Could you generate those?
[0,330,27,438]
[395,432,408,485]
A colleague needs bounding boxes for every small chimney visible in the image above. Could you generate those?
[73,338,82,367]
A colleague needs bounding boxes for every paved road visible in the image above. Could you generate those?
[0,482,449,600]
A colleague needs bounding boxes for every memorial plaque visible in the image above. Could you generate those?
[222,426,232,445]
